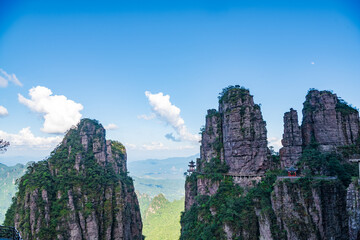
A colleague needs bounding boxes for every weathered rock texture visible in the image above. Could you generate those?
[186,87,270,210]
[5,119,143,240]
[279,109,303,168]
[272,179,348,240]
[347,181,360,240]
[182,87,360,240]
[302,90,360,152]
[219,88,269,175]
[200,109,224,168]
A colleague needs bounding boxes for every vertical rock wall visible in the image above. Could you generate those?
[219,88,269,175]
[302,90,359,151]
[347,181,360,240]
[271,179,349,240]
[6,119,143,240]
[279,109,302,168]
[200,109,224,168]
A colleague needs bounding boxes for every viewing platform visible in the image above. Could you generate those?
[223,173,265,179]
[276,176,338,180]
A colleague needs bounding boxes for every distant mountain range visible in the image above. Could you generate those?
[0,154,198,224]
[128,154,199,201]
[138,193,184,240]
[128,154,199,180]
[0,162,31,223]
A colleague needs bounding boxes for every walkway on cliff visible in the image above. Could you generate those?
[277,176,338,180]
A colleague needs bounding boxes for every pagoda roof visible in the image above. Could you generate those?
[287,166,298,171]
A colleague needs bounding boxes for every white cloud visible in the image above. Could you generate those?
[142,142,169,150]
[125,143,137,150]
[311,62,315,65]
[0,69,23,87]
[0,127,62,149]
[18,86,83,134]
[104,123,118,130]
[137,113,156,120]
[0,106,8,117]
[144,91,200,142]
[268,137,282,151]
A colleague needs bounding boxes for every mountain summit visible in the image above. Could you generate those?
[4,119,143,240]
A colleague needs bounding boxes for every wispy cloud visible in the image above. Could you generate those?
[125,142,196,151]
[165,133,180,142]
[0,127,62,149]
[144,91,200,142]
[0,106,8,117]
[0,69,23,87]
[104,123,118,130]
[137,113,156,120]
[18,86,83,134]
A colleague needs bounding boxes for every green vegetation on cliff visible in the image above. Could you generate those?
[181,141,358,239]
[181,170,284,240]
[0,163,29,224]
[4,119,142,240]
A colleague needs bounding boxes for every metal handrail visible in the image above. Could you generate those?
[0,225,23,240]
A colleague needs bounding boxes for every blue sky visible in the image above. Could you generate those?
[0,0,359,165]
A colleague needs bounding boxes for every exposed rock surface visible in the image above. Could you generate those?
[185,87,270,210]
[279,109,303,168]
[272,179,349,240]
[302,90,360,152]
[182,87,360,240]
[219,88,269,175]
[200,109,224,168]
[347,181,360,240]
[5,119,143,240]
[184,180,196,211]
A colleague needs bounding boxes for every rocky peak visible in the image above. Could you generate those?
[279,108,302,168]
[219,86,269,175]
[5,118,142,240]
[302,89,360,152]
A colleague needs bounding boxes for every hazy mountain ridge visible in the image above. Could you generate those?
[0,162,31,224]
[128,154,199,180]
[138,193,184,240]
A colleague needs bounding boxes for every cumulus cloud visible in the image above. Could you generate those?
[144,91,200,142]
[0,127,62,149]
[18,86,83,134]
[0,106,8,117]
[0,69,23,87]
[104,123,118,130]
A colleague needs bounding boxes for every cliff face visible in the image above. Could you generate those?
[185,87,269,210]
[181,86,360,240]
[219,87,268,175]
[4,119,143,240]
[279,109,302,169]
[200,109,223,168]
[347,181,360,240]
[272,179,348,240]
[302,90,360,151]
